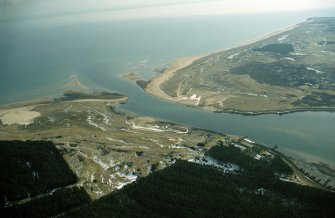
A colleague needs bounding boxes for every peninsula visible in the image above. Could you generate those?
[144,17,335,114]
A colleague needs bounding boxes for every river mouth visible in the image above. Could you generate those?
[1,11,335,167]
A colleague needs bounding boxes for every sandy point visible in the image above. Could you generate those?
[145,54,206,100]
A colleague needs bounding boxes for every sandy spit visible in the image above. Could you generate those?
[145,54,207,100]
[144,23,300,102]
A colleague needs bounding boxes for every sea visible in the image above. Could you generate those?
[1,9,335,165]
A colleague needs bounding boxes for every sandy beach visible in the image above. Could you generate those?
[145,54,207,100]
[214,23,299,53]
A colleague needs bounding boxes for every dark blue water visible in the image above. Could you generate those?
[1,10,334,165]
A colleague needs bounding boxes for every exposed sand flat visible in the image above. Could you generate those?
[0,106,41,125]
[145,55,206,100]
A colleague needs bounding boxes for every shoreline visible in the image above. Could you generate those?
[210,22,301,56]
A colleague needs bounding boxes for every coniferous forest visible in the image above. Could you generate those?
[63,160,335,218]
[1,141,334,218]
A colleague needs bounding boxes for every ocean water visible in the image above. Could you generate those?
[1,9,335,165]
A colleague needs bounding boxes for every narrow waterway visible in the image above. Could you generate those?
[117,80,335,165]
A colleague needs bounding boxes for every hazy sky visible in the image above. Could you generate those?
[1,0,335,21]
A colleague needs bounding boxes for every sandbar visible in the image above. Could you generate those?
[121,72,141,81]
